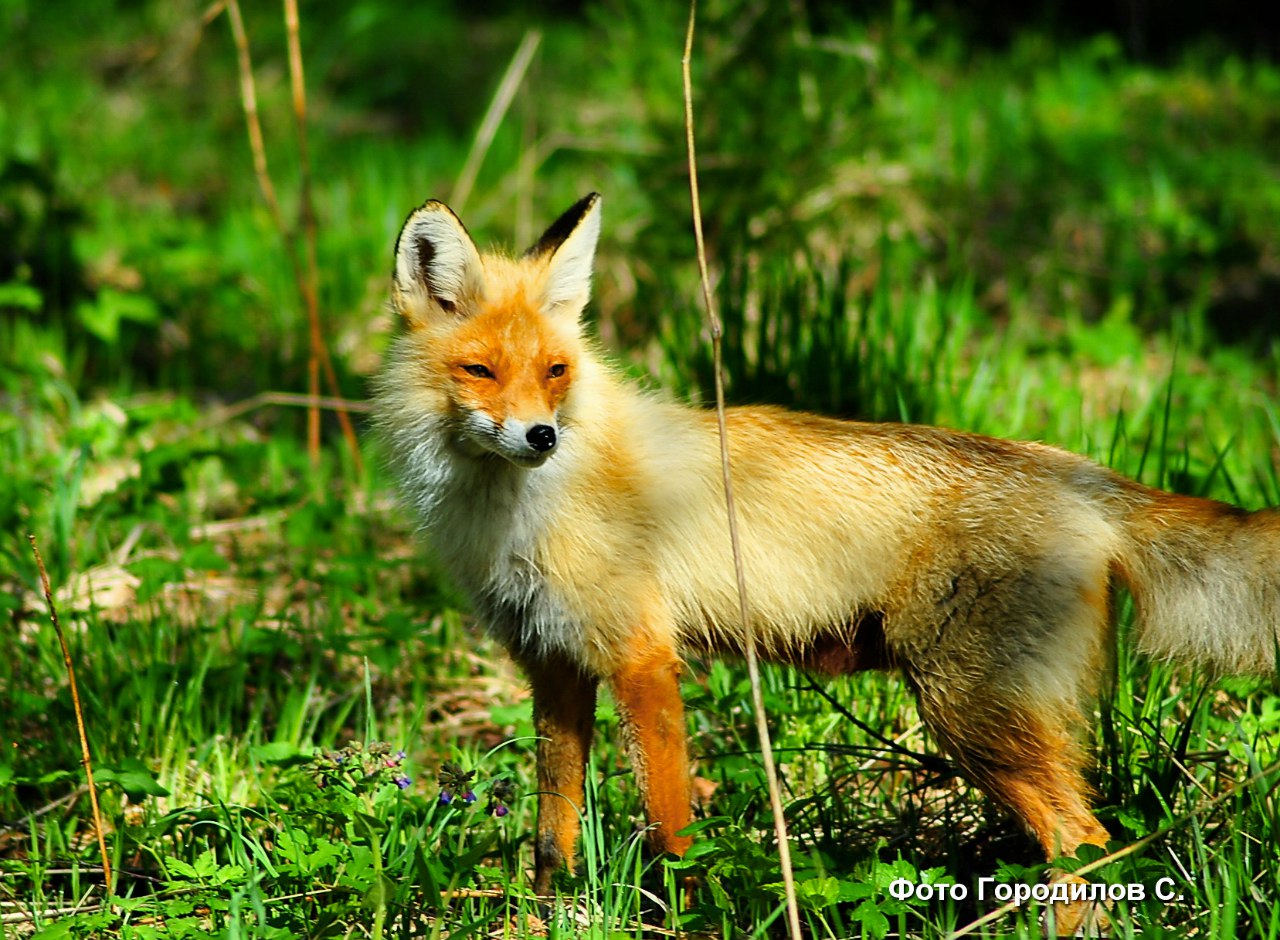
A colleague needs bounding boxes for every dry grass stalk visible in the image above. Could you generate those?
[946,753,1280,938]
[28,534,113,894]
[450,29,542,214]
[282,0,364,476]
[681,4,803,939]
[223,0,364,474]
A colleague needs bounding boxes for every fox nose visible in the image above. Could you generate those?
[526,424,557,453]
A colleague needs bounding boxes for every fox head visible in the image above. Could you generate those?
[390,194,602,468]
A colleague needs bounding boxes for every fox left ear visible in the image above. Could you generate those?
[525,193,602,318]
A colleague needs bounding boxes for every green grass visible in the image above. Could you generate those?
[3,1,1280,937]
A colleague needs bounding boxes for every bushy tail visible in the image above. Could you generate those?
[1114,486,1280,676]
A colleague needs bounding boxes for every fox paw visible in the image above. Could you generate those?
[1042,874,1112,938]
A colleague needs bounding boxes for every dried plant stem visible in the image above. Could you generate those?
[28,535,113,893]
[224,0,364,474]
[681,6,803,940]
[225,0,284,229]
[281,0,320,458]
[282,0,364,476]
[947,755,1280,938]
[194,390,372,435]
[450,29,542,214]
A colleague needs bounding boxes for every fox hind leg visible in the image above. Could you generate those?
[915,689,1112,937]
[898,557,1114,858]
[900,564,1114,935]
[914,688,1110,858]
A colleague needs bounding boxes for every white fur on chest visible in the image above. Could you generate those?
[387,413,584,660]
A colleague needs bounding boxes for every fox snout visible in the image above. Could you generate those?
[498,417,558,465]
[460,411,560,467]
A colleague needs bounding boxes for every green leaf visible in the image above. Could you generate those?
[277,829,347,875]
[837,878,875,901]
[1113,806,1146,835]
[340,844,377,891]
[362,873,396,912]
[766,875,841,911]
[214,863,248,886]
[165,857,201,881]
[413,843,442,900]
[305,838,347,873]
[180,541,229,573]
[76,288,159,343]
[251,741,308,765]
[273,828,310,861]
[675,816,728,837]
[96,758,169,800]
[851,899,891,939]
[193,847,218,878]
[0,282,42,311]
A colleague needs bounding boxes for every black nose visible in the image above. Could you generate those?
[526,424,557,453]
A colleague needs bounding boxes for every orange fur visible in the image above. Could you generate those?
[375,193,1280,894]
[522,653,597,895]
[610,648,695,859]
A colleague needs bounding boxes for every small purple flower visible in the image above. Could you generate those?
[395,750,407,761]
[393,775,412,790]
[437,761,476,806]
[487,777,515,818]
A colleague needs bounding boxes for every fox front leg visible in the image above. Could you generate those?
[524,654,599,895]
[608,648,694,859]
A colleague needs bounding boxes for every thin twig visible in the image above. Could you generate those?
[223,0,364,474]
[28,535,113,894]
[224,0,285,230]
[2,904,105,926]
[200,0,226,28]
[193,390,371,436]
[515,65,538,250]
[946,755,1280,938]
[681,6,803,940]
[450,29,542,214]
[282,0,364,476]
[284,0,321,461]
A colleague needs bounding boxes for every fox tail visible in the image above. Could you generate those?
[1115,486,1280,675]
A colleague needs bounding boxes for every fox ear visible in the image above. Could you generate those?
[393,200,485,326]
[525,193,601,318]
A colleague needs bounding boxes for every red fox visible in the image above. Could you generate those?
[374,193,1279,896]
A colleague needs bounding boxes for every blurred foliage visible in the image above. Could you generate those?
[0,0,1277,405]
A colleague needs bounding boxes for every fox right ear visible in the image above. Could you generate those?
[392,201,485,326]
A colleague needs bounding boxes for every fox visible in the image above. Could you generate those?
[374,192,1280,899]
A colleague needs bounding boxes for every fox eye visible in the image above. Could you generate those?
[462,364,494,379]
[548,363,567,378]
